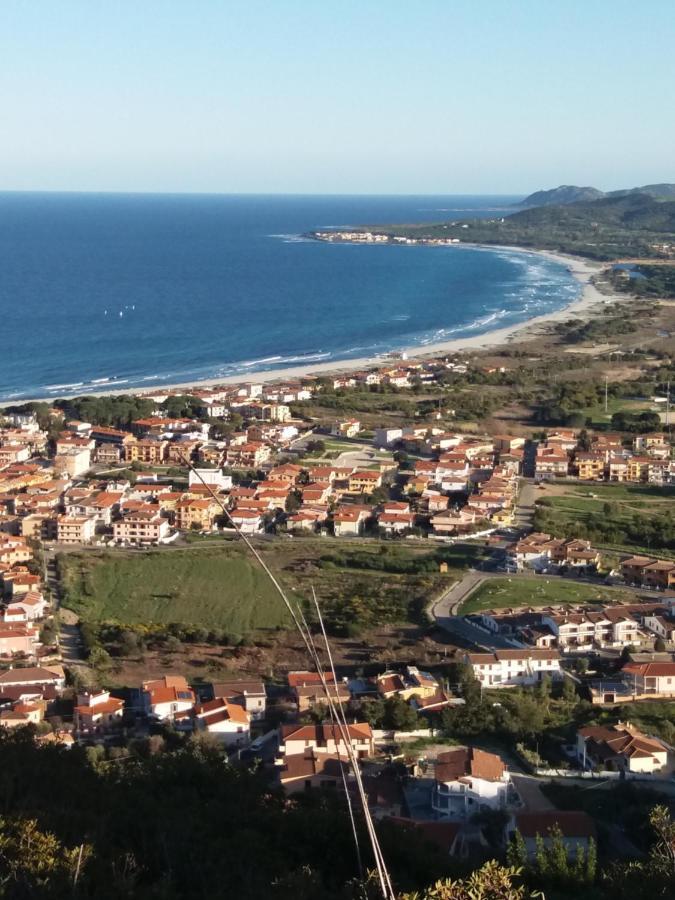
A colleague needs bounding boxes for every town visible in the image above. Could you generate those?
[2,346,675,897]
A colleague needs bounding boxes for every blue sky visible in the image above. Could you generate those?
[1,1,673,194]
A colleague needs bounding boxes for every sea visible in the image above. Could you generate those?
[0,193,580,401]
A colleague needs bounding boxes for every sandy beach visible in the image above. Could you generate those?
[11,247,619,404]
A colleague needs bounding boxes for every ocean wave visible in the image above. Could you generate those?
[45,381,84,390]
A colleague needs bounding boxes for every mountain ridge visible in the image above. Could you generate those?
[519,182,675,207]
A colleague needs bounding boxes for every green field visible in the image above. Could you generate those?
[462,576,632,613]
[58,547,292,633]
[59,540,480,637]
[535,481,675,558]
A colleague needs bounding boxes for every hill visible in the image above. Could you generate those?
[332,191,675,260]
[518,185,604,207]
[520,182,675,208]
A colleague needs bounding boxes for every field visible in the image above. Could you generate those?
[58,539,482,637]
[58,545,293,634]
[534,480,675,558]
[462,576,632,613]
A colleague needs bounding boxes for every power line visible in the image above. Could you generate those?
[176,452,395,898]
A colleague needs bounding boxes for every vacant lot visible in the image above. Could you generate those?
[534,480,675,558]
[58,539,482,636]
[59,546,292,633]
[462,576,632,613]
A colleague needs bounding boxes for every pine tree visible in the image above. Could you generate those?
[506,830,527,870]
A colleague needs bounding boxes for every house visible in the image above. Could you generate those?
[331,419,361,438]
[577,723,667,773]
[333,506,370,537]
[377,511,415,534]
[5,591,48,621]
[0,623,39,658]
[277,750,350,794]
[192,697,250,746]
[376,666,440,702]
[534,446,569,480]
[74,690,125,734]
[56,514,98,544]
[348,470,383,494]
[0,665,65,692]
[431,747,512,820]
[465,649,562,687]
[210,680,267,720]
[175,497,221,532]
[113,509,171,545]
[505,811,595,860]
[279,723,374,759]
[0,701,44,729]
[143,676,195,720]
[643,614,675,643]
[228,508,264,533]
[621,660,675,698]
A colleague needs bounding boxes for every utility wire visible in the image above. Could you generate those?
[175,452,395,898]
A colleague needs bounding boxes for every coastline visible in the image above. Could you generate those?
[6,246,617,405]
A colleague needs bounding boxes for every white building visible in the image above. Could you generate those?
[577,723,668,774]
[279,723,374,759]
[142,676,195,720]
[465,649,562,687]
[192,697,250,746]
[431,747,512,820]
[188,469,233,491]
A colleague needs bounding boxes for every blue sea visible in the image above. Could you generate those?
[0,193,579,401]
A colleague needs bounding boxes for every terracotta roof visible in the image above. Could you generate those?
[281,723,372,743]
[435,747,506,783]
[513,811,595,839]
[288,671,336,689]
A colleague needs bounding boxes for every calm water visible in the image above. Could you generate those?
[0,193,579,400]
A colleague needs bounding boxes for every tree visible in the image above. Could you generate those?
[383,696,418,732]
[654,637,667,652]
[506,830,527,869]
[0,816,90,895]
[562,677,577,703]
[398,860,533,900]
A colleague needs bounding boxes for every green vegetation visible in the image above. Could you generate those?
[534,484,675,556]
[461,577,629,614]
[610,264,675,299]
[0,729,458,899]
[58,546,292,633]
[58,541,476,641]
[335,192,675,261]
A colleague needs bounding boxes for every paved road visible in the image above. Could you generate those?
[511,773,555,811]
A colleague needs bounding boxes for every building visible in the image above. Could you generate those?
[621,660,675,698]
[348,470,383,494]
[279,723,374,759]
[577,723,668,773]
[143,676,195,720]
[113,509,171,545]
[431,747,512,820]
[74,690,125,734]
[56,514,98,545]
[505,811,595,861]
[192,697,250,746]
[277,750,349,794]
[331,419,361,438]
[210,680,267,720]
[465,649,562,687]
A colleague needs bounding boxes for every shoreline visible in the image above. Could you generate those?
[4,245,618,406]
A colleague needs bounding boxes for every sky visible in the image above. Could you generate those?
[1,0,674,195]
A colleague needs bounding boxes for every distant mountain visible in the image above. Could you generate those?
[608,183,675,201]
[519,182,675,208]
[509,192,675,231]
[517,185,605,207]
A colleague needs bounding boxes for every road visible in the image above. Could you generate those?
[45,551,86,665]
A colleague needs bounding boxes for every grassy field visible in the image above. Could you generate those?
[535,481,675,558]
[580,397,654,427]
[59,546,292,633]
[59,539,481,636]
[462,576,632,613]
